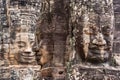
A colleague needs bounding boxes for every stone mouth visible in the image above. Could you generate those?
[21,52,35,57]
[22,56,35,60]
[19,53,36,63]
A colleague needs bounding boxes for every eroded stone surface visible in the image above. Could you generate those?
[69,65,120,80]
[0,66,41,80]
[36,0,69,67]
[71,0,114,62]
[0,0,120,80]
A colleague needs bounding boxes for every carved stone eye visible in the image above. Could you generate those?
[17,41,26,48]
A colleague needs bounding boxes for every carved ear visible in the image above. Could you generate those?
[38,40,43,48]
[32,39,42,52]
[32,46,39,52]
[7,44,15,53]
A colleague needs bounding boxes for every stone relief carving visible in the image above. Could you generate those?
[38,39,53,67]
[0,0,120,80]
[71,0,114,63]
[36,0,69,68]
[9,33,37,65]
[88,33,108,62]
[0,0,115,65]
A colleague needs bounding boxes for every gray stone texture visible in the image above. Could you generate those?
[0,0,120,80]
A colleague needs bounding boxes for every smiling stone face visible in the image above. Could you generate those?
[88,33,109,62]
[14,33,36,64]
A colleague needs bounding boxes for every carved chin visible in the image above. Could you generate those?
[20,56,36,63]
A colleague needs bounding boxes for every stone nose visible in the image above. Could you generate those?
[24,47,32,52]
[24,47,35,56]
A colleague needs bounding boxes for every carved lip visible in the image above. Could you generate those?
[20,53,35,61]
[20,55,36,63]
[22,56,35,60]
[21,58,35,63]
[21,53,35,57]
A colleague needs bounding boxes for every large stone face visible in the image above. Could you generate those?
[12,33,36,65]
[0,0,120,80]
[70,0,114,62]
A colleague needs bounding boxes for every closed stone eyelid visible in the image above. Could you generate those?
[17,41,26,46]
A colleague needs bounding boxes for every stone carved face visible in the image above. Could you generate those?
[88,33,109,62]
[14,33,36,64]
[39,40,53,66]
